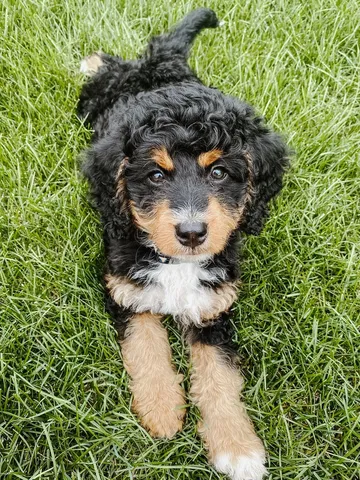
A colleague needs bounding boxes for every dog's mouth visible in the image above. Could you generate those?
[171,245,212,261]
[157,249,213,264]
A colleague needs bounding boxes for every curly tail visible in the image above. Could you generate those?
[144,8,219,61]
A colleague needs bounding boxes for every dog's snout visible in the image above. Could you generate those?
[175,222,208,248]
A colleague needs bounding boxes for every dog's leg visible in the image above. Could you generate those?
[77,52,140,134]
[188,323,267,480]
[80,52,125,77]
[80,52,105,77]
[119,311,186,438]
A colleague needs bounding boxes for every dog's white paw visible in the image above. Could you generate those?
[214,451,267,480]
[80,52,104,76]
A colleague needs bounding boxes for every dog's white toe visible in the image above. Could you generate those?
[214,452,267,480]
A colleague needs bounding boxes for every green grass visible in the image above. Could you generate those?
[1,0,359,478]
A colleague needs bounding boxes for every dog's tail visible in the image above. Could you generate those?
[144,8,219,61]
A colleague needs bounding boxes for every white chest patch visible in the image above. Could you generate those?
[129,263,226,326]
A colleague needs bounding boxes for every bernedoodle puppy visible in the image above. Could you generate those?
[78,8,289,480]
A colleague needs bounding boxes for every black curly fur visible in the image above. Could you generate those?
[187,312,239,366]
[105,294,132,340]
[78,8,289,354]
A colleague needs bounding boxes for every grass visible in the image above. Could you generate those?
[0,0,359,478]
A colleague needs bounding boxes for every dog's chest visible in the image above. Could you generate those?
[132,262,223,325]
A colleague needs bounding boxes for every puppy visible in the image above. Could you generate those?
[78,8,288,480]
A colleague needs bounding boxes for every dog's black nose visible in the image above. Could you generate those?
[175,222,208,248]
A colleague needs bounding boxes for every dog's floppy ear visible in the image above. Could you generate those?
[82,134,132,239]
[241,129,289,235]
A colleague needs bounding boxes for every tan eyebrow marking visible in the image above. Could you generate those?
[151,146,174,171]
[198,149,223,168]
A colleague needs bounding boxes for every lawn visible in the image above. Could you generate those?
[0,0,359,479]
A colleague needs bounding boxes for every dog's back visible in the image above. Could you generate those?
[77,8,219,137]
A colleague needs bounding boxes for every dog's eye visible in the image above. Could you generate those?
[210,166,228,181]
[148,170,165,184]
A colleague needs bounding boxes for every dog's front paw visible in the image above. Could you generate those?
[132,375,186,439]
[214,450,267,480]
[201,418,267,480]
[191,343,267,479]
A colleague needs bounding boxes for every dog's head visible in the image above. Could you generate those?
[84,85,288,259]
